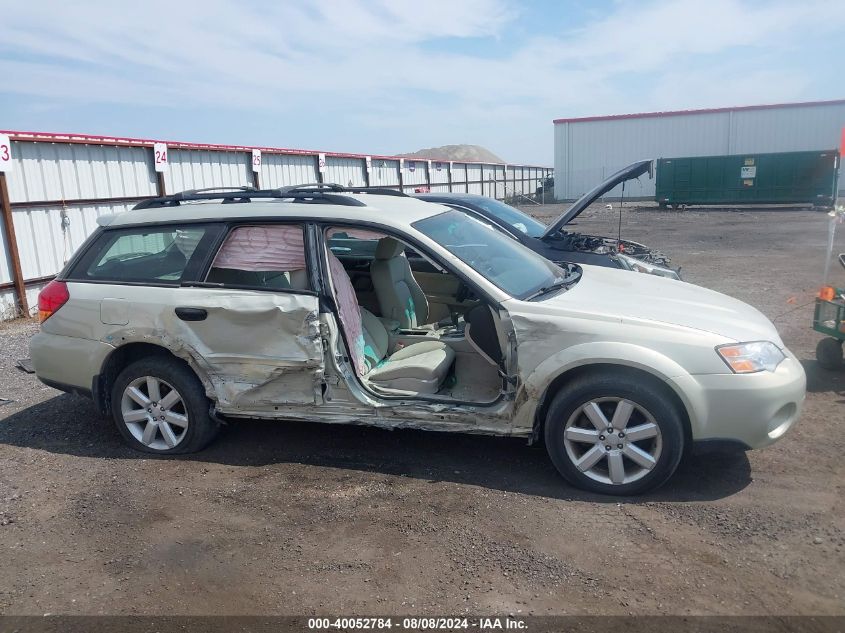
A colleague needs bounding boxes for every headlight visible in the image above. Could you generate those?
[716,341,786,373]
[615,253,681,280]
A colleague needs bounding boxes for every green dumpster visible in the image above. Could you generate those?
[656,149,839,209]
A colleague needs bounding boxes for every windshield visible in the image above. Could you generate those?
[413,210,574,299]
[469,198,547,238]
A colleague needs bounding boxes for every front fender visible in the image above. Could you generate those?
[513,341,703,433]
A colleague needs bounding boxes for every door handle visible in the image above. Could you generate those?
[175,307,208,321]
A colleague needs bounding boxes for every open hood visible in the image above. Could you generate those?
[542,159,653,239]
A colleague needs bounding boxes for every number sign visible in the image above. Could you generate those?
[153,143,168,172]
[252,149,261,173]
[0,134,12,171]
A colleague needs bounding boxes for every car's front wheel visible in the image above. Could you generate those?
[544,371,685,495]
[111,357,220,454]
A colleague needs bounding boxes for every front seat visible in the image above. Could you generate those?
[370,238,429,328]
[360,308,454,394]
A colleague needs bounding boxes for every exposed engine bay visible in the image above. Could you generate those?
[547,231,672,267]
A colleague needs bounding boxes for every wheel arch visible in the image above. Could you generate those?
[93,341,212,415]
[529,362,693,449]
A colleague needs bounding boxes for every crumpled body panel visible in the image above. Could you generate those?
[163,289,324,409]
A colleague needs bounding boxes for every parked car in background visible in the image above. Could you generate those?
[30,185,803,495]
[416,160,681,279]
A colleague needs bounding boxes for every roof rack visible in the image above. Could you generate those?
[133,183,406,210]
[278,183,408,197]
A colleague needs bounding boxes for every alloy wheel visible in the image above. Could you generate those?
[120,376,189,450]
[563,397,662,486]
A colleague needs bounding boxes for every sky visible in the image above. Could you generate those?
[0,0,843,165]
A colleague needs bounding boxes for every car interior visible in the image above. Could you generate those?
[324,227,508,404]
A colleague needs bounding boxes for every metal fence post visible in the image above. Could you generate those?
[0,172,28,316]
[315,154,324,184]
[156,171,167,196]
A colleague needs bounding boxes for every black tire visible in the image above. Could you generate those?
[816,338,844,371]
[544,371,685,495]
[111,357,220,454]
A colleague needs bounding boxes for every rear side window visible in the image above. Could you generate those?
[69,225,214,284]
[206,225,311,291]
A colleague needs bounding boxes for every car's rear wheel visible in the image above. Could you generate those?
[544,372,685,495]
[111,357,219,454]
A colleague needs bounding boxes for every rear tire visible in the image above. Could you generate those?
[111,357,219,454]
[544,371,685,495]
[816,338,844,371]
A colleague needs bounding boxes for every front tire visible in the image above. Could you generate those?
[544,372,685,495]
[111,357,220,454]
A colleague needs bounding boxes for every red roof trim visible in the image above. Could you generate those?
[0,129,552,169]
[553,98,845,124]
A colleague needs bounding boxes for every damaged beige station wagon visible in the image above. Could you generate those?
[30,185,806,495]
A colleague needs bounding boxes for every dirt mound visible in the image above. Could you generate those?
[403,144,505,164]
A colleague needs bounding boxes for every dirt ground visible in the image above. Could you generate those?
[0,203,843,617]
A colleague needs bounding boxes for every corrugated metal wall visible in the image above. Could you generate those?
[554,101,845,200]
[260,154,317,188]
[326,156,366,188]
[0,131,550,320]
[466,164,483,194]
[166,149,252,192]
[6,141,157,201]
[429,161,449,184]
[368,159,400,187]
[402,160,428,188]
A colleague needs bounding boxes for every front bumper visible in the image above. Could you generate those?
[670,353,806,449]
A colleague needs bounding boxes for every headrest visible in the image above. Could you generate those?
[375,237,405,259]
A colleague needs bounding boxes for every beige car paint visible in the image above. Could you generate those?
[39,281,325,409]
[31,195,805,452]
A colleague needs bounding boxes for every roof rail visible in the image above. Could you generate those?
[278,183,408,197]
[132,182,407,210]
[132,187,368,210]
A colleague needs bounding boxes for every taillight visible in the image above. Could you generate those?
[38,280,69,323]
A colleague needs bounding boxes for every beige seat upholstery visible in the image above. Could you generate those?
[370,238,429,328]
[360,308,454,394]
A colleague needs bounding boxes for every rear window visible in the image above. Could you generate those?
[68,225,214,284]
[206,225,311,291]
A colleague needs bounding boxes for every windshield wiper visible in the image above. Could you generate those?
[524,274,579,301]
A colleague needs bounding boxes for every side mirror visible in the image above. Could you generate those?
[839,253,845,271]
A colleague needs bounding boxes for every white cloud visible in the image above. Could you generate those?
[0,0,841,163]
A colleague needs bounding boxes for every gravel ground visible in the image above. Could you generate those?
[0,203,843,616]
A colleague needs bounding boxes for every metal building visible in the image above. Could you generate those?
[553,99,845,201]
